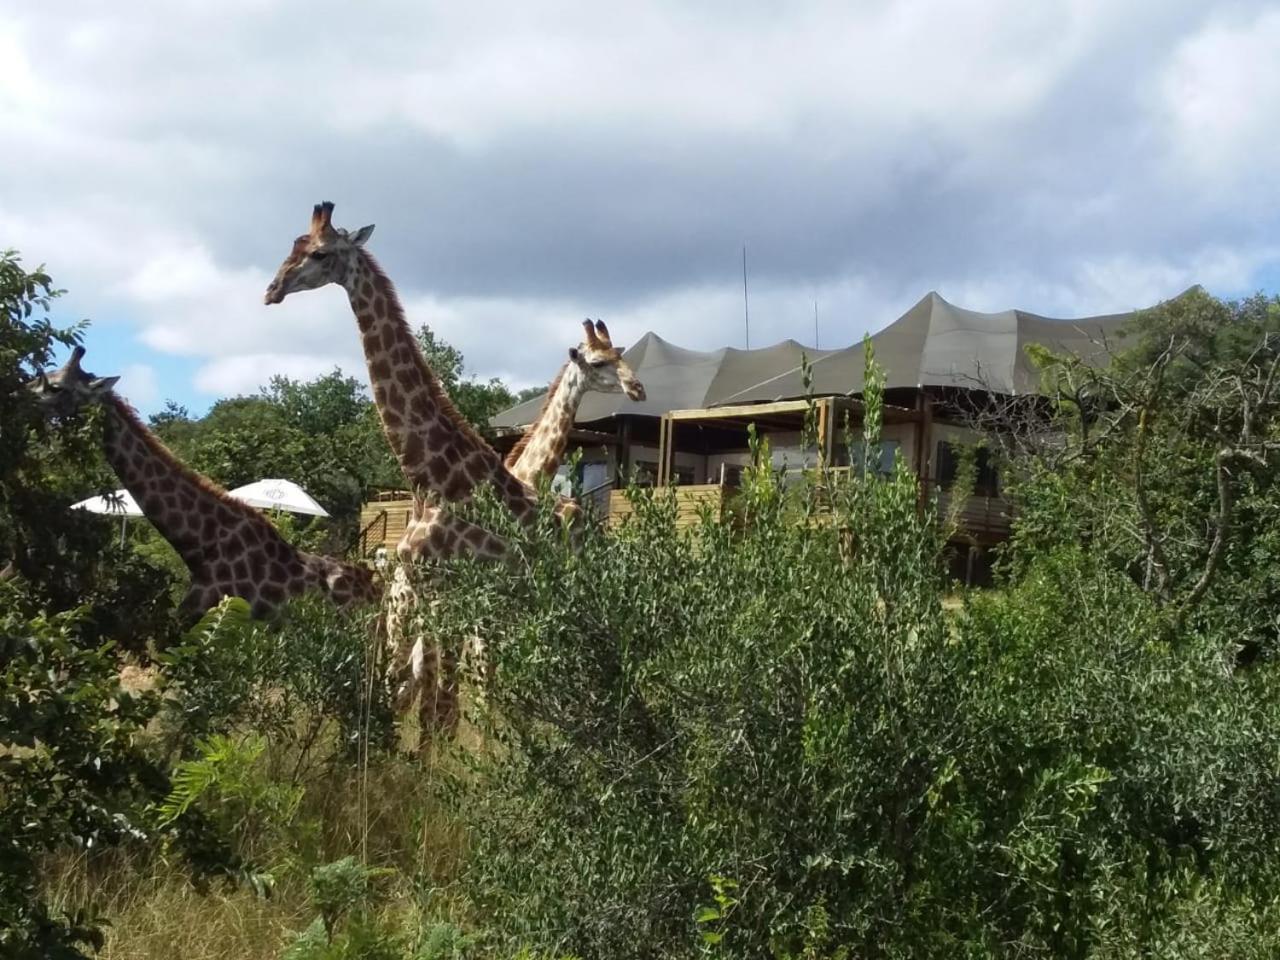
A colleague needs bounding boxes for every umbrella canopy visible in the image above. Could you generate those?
[70,489,145,518]
[227,478,330,517]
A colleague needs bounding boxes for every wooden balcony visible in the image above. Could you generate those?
[607,484,729,529]
[606,474,1012,544]
[927,482,1013,545]
[354,492,414,558]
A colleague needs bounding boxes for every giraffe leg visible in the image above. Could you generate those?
[435,640,460,736]
[415,638,442,756]
[383,565,420,715]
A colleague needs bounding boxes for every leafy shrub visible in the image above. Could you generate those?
[281,857,400,960]
[0,599,249,958]
[0,603,156,957]
[162,596,392,762]
[423,357,1280,958]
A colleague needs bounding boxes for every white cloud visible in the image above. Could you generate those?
[381,0,1104,148]
[0,1,1276,410]
[194,352,365,397]
[120,363,160,411]
[1159,7,1280,199]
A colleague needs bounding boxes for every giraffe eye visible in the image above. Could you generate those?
[309,250,330,261]
[590,360,609,369]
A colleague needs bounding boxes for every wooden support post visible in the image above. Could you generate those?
[816,398,829,466]
[657,415,675,487]
[915,391,933,509]
[617,419,632,487]
[656,415,667,487]
[665,418,677,484]
[914,391,930,481]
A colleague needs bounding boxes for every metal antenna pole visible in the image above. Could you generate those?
[742,244,750,349]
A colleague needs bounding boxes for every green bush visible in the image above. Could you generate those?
[0,599,253,958]
[421,360,1280,958]
[162,596,392,762]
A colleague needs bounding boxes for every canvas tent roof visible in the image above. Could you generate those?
[719,291,1132,404]
[490,291,1136,430]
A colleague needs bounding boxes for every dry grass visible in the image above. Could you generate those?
[41,711,472,960]
[99,875,308,960]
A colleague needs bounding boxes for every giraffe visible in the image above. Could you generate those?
[505,318,645,485]
[263,201,573,530]
[28,346,381,620]
[394,319,647,742]
[265,201,576,747]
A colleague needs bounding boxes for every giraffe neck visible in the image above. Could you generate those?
[341,251,540,523]
[98,396,359,615]
[396,499,509,565]
[505,361,586,486]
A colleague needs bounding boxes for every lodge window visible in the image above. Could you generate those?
[837,439,900,475]
[633,459,695,487]
[935,441,999,496]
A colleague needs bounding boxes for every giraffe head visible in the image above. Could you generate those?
[27,346,121,418]
[305,552,382,608]
[569,320,645,401]
[264,201,375,305]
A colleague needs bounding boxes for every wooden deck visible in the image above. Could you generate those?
[608,484,729,529]
[355,494,415,558]
[932,487,1013,545]
[607,476,1012,543]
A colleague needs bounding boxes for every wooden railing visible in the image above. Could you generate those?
[606,473,1013,543]
[608,484,729,528]
[353,509,388,559]
[354,496,415,557]
[925,481,1012,544]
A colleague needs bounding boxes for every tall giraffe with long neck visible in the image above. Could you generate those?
[28,347,380,619]
[264,201,570,747]
[264,202,569,532]
[394,320,647,742]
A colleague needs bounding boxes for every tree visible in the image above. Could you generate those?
[144,328,515,552]
[147,370,400,552]
[998,288,1280,648]
[0,253,230,958]
[262,368,367,437]
[415,324,517,435]
[0,250,82,582]
[515,383,550,404]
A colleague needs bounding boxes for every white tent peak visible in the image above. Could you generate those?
[226,478,329,517]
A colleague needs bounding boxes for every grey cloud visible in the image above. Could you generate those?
[2,0,1278,402]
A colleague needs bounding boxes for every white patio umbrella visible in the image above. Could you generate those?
[71,489,144,546]
[226,478,330,517]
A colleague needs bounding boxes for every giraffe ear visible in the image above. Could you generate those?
[349,224,375,247]
[89,376,120,393]
[568,347,581,363]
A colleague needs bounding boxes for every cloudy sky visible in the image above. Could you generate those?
[3,1,1278,415]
